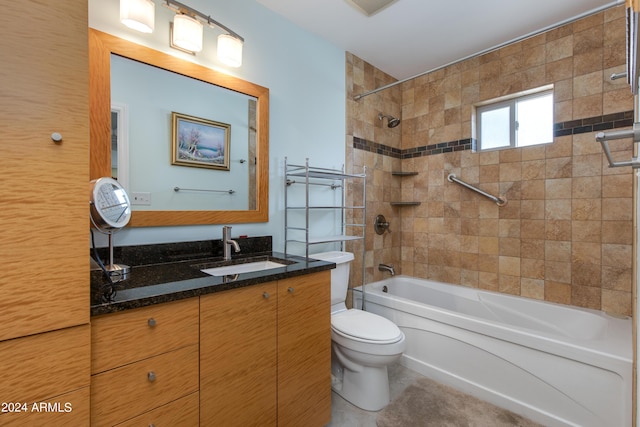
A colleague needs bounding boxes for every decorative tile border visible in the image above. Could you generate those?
[353,110,634,159]
[401,139,473,158]
[553,111,633,137]
[352,137,402,158]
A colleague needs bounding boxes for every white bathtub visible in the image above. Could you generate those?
[354,276,632,427]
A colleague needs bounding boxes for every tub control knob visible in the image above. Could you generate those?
[374,214,391,235]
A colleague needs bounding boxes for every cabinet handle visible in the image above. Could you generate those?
[148,318,157,327]
[51,132,62,143]
[288,287,294,294]
[149,425,155,427]
[148,371,156,382]
[263,292,270,299]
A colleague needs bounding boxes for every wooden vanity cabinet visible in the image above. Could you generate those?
[200,271,331,427]
[90,298,200,426]
[89,270,330,426]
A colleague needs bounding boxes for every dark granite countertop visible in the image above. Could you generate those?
[90,237,334,316]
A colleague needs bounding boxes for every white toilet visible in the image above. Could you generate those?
[312,251,406,411]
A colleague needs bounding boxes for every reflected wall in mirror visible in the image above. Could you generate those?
[111,54,256,211]
[90,29,269,227]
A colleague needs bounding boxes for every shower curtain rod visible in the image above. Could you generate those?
[353,0,623,101]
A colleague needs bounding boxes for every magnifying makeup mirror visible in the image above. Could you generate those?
[89,177,132,281]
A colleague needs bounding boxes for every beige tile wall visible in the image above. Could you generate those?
[346,5,634,316]
[345,53,403,290]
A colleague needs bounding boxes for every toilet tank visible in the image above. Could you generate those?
[312,251,354,308]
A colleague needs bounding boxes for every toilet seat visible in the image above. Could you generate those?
[331,309,403,344]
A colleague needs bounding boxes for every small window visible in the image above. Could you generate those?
[476,88,553,151]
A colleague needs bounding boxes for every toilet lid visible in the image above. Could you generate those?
[331,309,403,342]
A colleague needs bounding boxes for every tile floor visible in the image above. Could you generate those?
[326,362,424,426]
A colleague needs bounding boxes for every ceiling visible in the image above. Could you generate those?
[256,0,622,81]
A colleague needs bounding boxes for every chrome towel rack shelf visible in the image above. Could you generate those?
[447,174,507,207]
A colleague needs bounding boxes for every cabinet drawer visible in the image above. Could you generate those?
[114,391,198,427]
[92,298,198,374]
[91,344,198,427]
[0,325,89,404]
[0,386,90,427]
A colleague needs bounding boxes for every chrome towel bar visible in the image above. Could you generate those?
[447,174,507,207]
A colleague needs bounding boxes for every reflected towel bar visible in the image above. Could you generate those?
[447,174,507,206]
[174,186,235,194]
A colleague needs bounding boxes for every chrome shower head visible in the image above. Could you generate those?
[387,116,401,128]
[378,113,401,128]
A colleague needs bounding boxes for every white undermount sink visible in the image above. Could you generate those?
[201,260,288,277]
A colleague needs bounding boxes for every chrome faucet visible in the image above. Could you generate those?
[222,226,240,261]
[378,263,395,276]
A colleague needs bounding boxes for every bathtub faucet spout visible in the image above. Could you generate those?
[378,263,395,276]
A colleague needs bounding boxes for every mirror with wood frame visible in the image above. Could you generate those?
[89,29,269,227]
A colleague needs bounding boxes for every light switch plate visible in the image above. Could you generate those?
[131,192,151,205]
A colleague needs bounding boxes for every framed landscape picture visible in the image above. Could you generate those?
[171,112,230,170]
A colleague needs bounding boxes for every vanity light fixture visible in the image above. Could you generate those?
[164,0,244,67]
[120,0,155,33]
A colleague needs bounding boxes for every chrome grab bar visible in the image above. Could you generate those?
[610,72,628,80]
[595,124,640,169]
[447,174,507,207]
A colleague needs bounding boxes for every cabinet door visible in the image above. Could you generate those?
[0,0,89,340]
[0,387,90,427]
[0,325,90,426]
[200,282,277,426]
[277,271,331,427]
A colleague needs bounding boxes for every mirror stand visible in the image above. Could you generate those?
[104,231,130,281]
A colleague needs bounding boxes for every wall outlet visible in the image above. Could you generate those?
[131,192,151,205]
